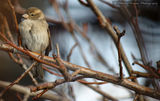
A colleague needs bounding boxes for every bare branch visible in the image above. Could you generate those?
[0,80,62,101]
[0,43,159,99]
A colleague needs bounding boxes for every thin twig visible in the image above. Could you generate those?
[74,23,116,73]
[8,52,38,85]
[0,62,37,97]
[7,0,19,33]
[50,0,92,68]
[82,84,118,101]
[16,93,23,101]
[120,0,149,65]
[42,66,62,77]
[2,14,38,86]
[43,66,107,84]
[78,0,89,7]
[113,26,125,79]
[32,89,49,100]
[53,44,71,81]
[131,71,154,78]
[0,80,62,101]
[85,0,134,78]
[99,0,119,9]
[133,61,160,78]
[67,43,78,62]
[30,76,86,92]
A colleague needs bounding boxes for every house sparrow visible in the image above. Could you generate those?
[19,7,51,79]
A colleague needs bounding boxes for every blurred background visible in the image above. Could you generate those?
[0,0,160,101]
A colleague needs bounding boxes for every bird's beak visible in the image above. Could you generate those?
[22,14,29,19]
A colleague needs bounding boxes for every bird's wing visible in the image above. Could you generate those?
[45,28,52,56]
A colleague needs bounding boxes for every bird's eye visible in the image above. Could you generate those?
[30,13,34,16]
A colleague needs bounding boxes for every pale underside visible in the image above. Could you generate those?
[19,19,49,54]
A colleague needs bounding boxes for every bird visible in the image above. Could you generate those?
[19,7,52,79]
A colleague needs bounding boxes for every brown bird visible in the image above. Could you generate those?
[19,7,52,79]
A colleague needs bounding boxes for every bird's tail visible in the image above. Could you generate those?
[32,63,44,79]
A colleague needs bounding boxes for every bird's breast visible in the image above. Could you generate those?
[29,29,49,53]
[19,20,49,53]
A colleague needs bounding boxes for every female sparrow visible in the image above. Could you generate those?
[19,7,51,79]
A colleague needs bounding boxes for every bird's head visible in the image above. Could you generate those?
[22,7,45,20]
